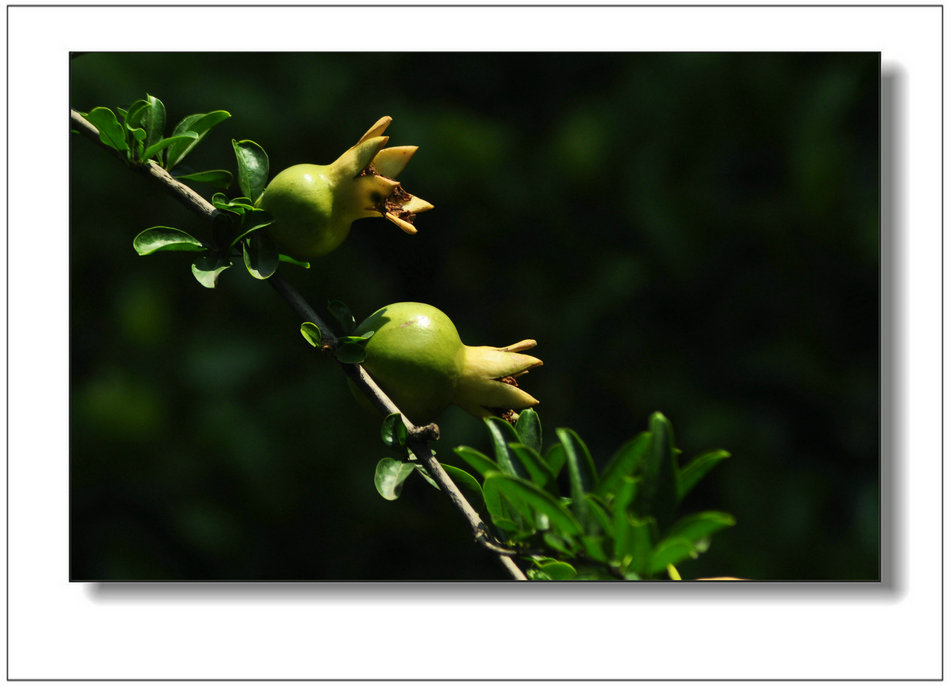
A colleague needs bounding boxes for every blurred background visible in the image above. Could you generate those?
[70,52,879,581]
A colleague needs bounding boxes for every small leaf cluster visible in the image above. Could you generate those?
[379,409,734,580]
[80,94,231,185]
[108,97,306,288]
[299,300,375,365]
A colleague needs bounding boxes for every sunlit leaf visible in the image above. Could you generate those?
[300,322,322,348]
[82,107,129,153]
[374,457,415,501]
[132,226,206,255]
[232,139,269,204]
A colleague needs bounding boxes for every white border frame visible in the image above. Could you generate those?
[6,4,942,680]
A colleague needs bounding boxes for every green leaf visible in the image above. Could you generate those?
[544,443,566,477]
[483,473,582,539]
[191,252,232,289]
[528,559,577,581]
[124,99,149,129]
[596,432,650,499]
[635,413,679,531]
[484,417,529,479]
[542,532,575,558]
[648,537,696,575]
[514,408,542,453]
[666,511,736,545]
[242,231,278,280]
[452,446,499,477]
[83,107,129,153]
[380,413,408,448]
[335,333,373,364]
[142,132,199,164]
[133,226,206,255]
[144,94,166,158]
[580,535,609,563]
[441,464,484,507]
[679,449,731,500]
[584,494,614,538]
[300,322,323,348]
[228,209,274,248]
[374,457,415,501]
[508,443,556,492]
[412,464,441,491]
[172,169,233,189]
[232,139,270,204]
[556,427,598,526]
[620,516,654,577]
[165,110,231,170]
[327,300,356,335]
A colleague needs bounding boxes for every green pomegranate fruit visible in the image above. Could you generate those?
[353,302,542,425]
[258,116,433,259]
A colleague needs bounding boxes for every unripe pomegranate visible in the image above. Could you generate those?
[258,116,432,259]
[353,302,542,425]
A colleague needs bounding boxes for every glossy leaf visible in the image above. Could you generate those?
[679,449,731,500]
[165,110,231,170]
[242,231,278,279]
[484,417,529,479]
[327,300,357,335]
[483,473,582,538]
[452,445,499,477]
[124,99,149,128]
[133,226,206,255]
[191,252,232,289]
[232,139,269,204]
[596,432,650,499]
[173,168,233,189]
[144,93,166,156]
[300,322,323,348]
[380,413,408,448]
[83,107,129,152]
[374,457,415,501]
[142,132,199,163]
[514,408,542,453]
[228,209,274,248]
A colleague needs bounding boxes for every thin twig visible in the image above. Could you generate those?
[73,108,526,580]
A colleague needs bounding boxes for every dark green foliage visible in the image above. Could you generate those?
[443,410,734,580]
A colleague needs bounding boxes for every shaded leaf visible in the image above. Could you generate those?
[165,110,231,170]
[327,300,357,335]
[142,132,199,163]
[133,226,206,255]
[191,252,232,289]
[242,231,279,280]
[232,139,270,204]
[596,432,650,499]
[381,413,408,448]
[484,417,529,479]
[483,473,582,539]
[173,168,233,189]
[374,457,415,501]
[556,427,598,526]
[544,443,566,477]
[514,408,542,453]
[441,464,484,508]
[508,443,556,493]
[278,254,311,269]
[452,445,499,477]
[679,449,731,500]
[637,412,679,533]
[335,333,373,364]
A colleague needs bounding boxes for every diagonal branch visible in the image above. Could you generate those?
[72,108,527,580]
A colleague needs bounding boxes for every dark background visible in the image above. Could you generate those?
[70,52,879,581]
